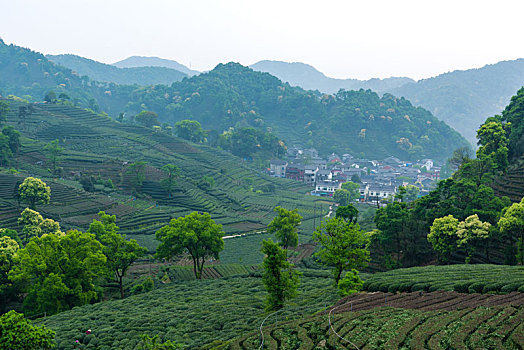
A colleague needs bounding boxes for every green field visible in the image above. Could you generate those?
[1,101,328,244]
[232,305,524,349]
[363,264,524,294]
[36,274,339,349]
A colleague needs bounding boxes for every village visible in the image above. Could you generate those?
[269,146,441,203]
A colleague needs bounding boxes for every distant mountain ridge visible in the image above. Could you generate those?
[250,60,415,95]
[0,40,469,160]
[112,56,199,76]
[388,59,524,143]
[47,54,188,85]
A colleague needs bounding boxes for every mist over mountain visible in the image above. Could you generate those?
[250,60,415,95]
[47,54,188,85]
[388,59,524,143]
[112,56,199,76]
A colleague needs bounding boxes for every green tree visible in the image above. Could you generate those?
[337,269,364,297]
[44,139,64,176]
[126,161,147,194]
[139,334,181,350]
[135,110,160,128]
[333,189,352,206]
[44,90,57,103]
[2,126,21,153]
[0,133,13,165]
[335,204,359,224]
[0,236,19,313]
[312,217,370,285]
[8,230,107,315]
[88,211,147,299]
[267,206,302,251]
[0,100,9,124]
[374,202,408,268]
[0,310,56,350]
[155,212,224,279]
[340,181,360,201]
[174,120,205,143]
[498,198,524,265]
[476,120,509,172]
[405,185,420,202]
[18,208,44,243]
[261,239,300,311]
[427,215,459,264]
[456,214,491,263]
[161,164,180,196]
[18,177,51,209]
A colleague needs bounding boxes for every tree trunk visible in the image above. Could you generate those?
[119,273,124,299]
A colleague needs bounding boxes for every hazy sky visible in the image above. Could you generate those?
[2,0,524,80]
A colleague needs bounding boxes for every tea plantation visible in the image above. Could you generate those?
[363,264,524,294]
[36,273,339,349]
[2,101,328,246]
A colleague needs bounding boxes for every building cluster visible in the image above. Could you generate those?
[268,147,441,202]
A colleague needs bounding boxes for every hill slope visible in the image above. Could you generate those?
[0,41,468,160]
[119,62,468,160]
[250,60,414,95]
[388,59,524,143]
[112,56,199,76]
[47,54,188,85]
[1,100,324,250]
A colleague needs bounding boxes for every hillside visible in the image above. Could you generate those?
[113,62,469,160]
[1,100,326,251]
[0,41,468,161]
[389,59,524,143]
[34,265,524,349]
[250,60,414,95]
[47,54,188,85]
[112,56,199,76]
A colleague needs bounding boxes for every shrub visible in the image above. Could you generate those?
[500,283,520,293]
[468,282,485,294]
[411,283,430,292]
[453,282,472,293]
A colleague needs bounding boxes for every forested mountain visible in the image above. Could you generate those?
[112,56,199,76]
[116,62,468,160]
[250,60,414,94]
[0,40,468,160]
[47,54,188,85]
[388,59,524,143]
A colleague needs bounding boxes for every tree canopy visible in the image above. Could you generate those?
[313,217,370,285]
[18,177,51,210]
[9,230,107,315]
[261,239,300,311]
[0,310,56,350]
[267,206,302,251]
[155,212,224,279]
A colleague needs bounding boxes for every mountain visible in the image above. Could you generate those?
[115,62,468,160]
[388,59,524,143]
[47,54,187,85]
[112,56,199,76]
[250,60,415,95]
[0,40,468,161]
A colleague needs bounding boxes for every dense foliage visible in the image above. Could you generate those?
[0,40,468,160]
[0,310,56,350]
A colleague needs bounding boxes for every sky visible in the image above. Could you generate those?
[2,0,524,80]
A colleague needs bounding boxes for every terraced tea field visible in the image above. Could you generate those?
[362,264,524,294]
[3,101,328,245]
[233,304,524,349]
